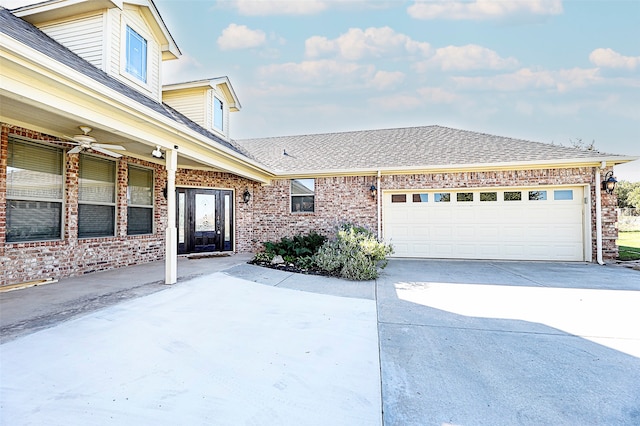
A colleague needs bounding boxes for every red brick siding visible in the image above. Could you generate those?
[175,169,256,252]
[250,176,378,250]
[0,123,620,285]
[1,124,167,286]
[252,169,618,261]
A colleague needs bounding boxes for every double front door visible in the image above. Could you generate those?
[177,188,233,254]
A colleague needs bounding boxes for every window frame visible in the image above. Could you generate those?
[6,137,65,243]
[290,178,315,213]
[127,165,154,235]
[213,96,224,132]
[122,24,150,86]
[78,154,117,239]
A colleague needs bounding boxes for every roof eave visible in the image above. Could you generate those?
[268,156,639,178]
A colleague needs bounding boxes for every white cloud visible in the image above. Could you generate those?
[408,0,563,20]
[369,71,405,90]
[231,0,328,16]
[162,53,203,84]
[370,94,423,110]
[417,87,458,103]
[415,44,518,71]
[452,67,600,93]
[258,59,375,85]
[305,26,431,60]
[217,24,267,50]
[589,48,640,70]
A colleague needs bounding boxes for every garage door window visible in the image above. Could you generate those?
[434,193,450,202]
[391,194,406,203]
[480,192,497,202]
[457,193,473,202]
[529,190,547,201]
[412,194,428,203]
[504,191,522,201]
[554,190,573,200]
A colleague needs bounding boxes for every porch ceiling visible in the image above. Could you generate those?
[1,93,216,170]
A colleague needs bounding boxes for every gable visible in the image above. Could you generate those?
[12,0,180,101]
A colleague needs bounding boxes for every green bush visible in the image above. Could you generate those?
[314,223,393,280]
[262,231,327,258]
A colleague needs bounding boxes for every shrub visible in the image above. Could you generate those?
[314,223,393,280]
[262,231,327,258]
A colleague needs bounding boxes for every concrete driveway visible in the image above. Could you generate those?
[1,258,639,425]
[377,259,640,426]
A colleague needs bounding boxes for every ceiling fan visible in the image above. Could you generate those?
[62,126,125,158]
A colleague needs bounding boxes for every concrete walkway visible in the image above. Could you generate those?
[0,256,381,425]
[2,256,640,425]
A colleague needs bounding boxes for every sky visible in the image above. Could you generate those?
[4,0,639,180]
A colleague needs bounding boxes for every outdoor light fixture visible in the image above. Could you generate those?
[151,145,164,159]
[601,171,617,194]
[242,188,251,203]
[370,184,377,199]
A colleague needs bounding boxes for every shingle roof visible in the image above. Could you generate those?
[0,7,243,156]
[233,125,623,173]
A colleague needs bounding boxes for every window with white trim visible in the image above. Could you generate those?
[291,179,314,212]
[125,25,147,83]
[78,155,116,238]
[213,96,224,131]
[6,137,64,242]
[127,165,153,235]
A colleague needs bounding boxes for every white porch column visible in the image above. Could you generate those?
[165,148,178,284]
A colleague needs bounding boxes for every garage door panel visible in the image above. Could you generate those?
[384,187,584,261]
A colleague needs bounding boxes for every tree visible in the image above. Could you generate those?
[616,180,640,208]
[569,138,596,151]
[629,186,640,209]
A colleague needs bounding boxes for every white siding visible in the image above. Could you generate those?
[163,89,207,127]
[104,7,162,102]
[39,13,105,70]
[208,88,230,139]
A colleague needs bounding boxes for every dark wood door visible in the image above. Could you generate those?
[177,188,233,254]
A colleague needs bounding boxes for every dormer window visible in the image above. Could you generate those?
[214,96,224,131]
[125,26,147,83]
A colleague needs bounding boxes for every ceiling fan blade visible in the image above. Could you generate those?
[61,135,81,145]
[67,146,83,154]
[91,146,122,158]
[94,143,125,150]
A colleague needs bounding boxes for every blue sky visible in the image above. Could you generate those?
[5,0,639,179]
[153,0,639,179]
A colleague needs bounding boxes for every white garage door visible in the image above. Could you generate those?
[383,187,585,261]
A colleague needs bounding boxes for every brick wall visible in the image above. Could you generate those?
[250,176,378,251]
[174,168,256,252]
[1,124,167,286]
[0,123,620,285]
[252,169,618,261]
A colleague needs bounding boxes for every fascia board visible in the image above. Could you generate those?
[269,157,639,179]
[163,77,241,111]
[13,0,122,22]
[1,34,272,182]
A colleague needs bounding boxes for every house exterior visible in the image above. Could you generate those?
[0,1,635,287]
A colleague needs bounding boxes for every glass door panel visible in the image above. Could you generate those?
[194,193,217,252]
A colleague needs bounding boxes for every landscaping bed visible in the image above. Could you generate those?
[249,224,393,281]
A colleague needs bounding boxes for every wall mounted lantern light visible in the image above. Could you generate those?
[242,188,251,203]
[370,184,377,199]
[601,171,617,194]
